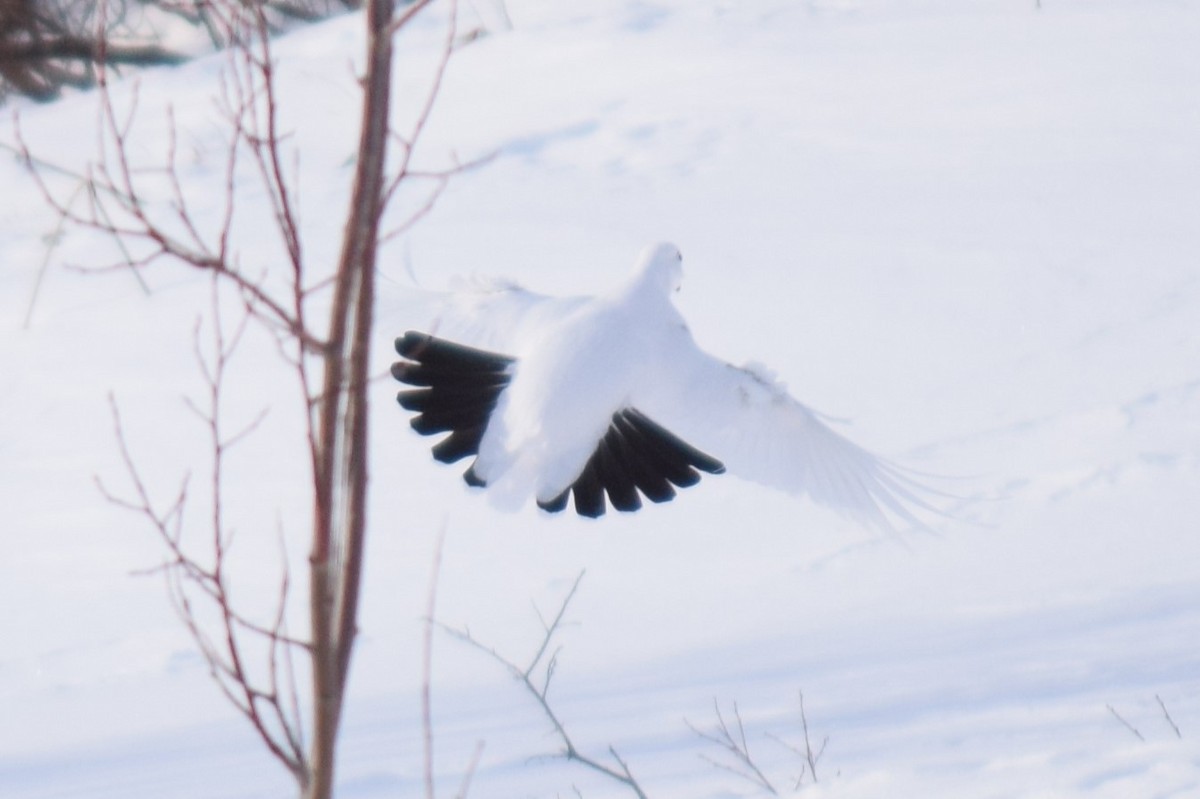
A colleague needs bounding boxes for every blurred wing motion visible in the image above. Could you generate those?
[630,344,934,530]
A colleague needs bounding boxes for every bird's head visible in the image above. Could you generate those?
[633,241,684,295]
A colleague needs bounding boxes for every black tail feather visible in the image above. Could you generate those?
[538,408,724,517]
[396,331,514,371]
[592,435,643,512]
[393,332,725,518]
[608,418,677,503]
[393,331,514,478]
[536,490,570,513]
[571,463,606,518]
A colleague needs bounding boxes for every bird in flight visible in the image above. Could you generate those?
[392,242,932,527]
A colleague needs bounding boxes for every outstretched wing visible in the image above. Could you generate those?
[632,333,935,530]
[422,275,588,357]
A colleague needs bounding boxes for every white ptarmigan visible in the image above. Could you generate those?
[392,242,932,526]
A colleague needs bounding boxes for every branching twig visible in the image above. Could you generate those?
[15,1,465,797]
[687,700,777,795]
[377,0,495,248]
[766,690,827,788]
[441,572,649,799]
[9,28,325,356]
[101,378,309,779]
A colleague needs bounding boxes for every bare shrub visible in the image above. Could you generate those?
[10,1,469,796]
[442,572,651,799]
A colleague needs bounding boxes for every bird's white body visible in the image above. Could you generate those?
[474,244,691,505]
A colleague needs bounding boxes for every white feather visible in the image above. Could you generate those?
[410,242,934,527]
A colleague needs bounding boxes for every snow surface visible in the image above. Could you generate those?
[3,0,1199,797]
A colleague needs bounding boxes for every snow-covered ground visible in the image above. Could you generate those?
[3,0,1199,796]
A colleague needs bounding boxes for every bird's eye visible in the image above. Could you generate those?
[675,250,683,261]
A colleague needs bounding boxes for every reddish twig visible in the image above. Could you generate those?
[100,381,308,779]
[16,1,465,797]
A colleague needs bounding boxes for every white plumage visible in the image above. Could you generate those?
[392,242,932,527]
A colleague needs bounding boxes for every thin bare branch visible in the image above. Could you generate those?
[387,0,437,37]
[377,0,500,248]
[525,572,584,681]
[1107,704,1145,742]
[17,0,465,795]
[766,690,827,787]
[454,740,485,799]
[441,572,648,799]
[687,700,777,795]
[9,48,323,355]
[100,389,309,778]
[423,527,447,799]
[1156,695,1182,739]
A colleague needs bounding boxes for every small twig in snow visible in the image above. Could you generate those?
[441,572,648,799]
[1156,695,1182,739]
[767,690,827,787]
[421,526,445,799]
[687,699,777,795]
[1106,704,1145,742]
